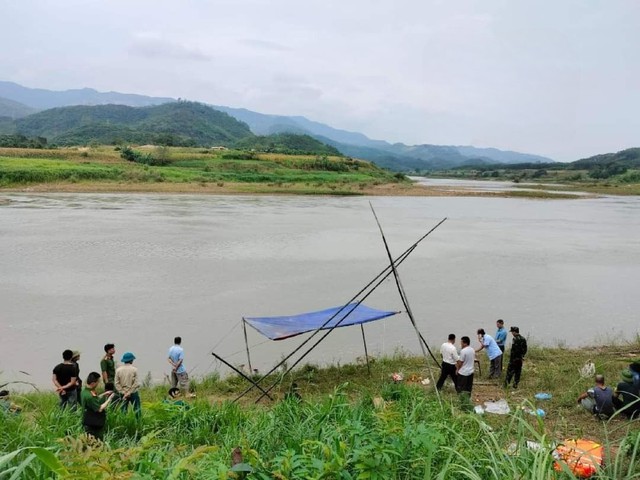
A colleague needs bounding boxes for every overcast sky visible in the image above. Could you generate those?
[1,0,638,160]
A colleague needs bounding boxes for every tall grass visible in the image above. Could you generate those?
[1,381,638,479]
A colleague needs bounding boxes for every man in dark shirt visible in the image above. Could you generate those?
[578,374,615,419]
[52,349,78,408]
[504,326,528,389]
[613,369,640,419]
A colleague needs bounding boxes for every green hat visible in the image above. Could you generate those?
[621,369,634,383]
[121,352,136,363]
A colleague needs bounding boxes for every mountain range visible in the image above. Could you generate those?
[0,80,554,170]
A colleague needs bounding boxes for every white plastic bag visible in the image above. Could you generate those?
[579,361,595,378]
[484,399,510,414]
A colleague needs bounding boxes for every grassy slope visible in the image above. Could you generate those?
[0,146,403,196]
[2,343,640,478]
[0,146,592,198]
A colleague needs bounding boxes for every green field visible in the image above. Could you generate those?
[2,343,640,478]
[0,146,406,196]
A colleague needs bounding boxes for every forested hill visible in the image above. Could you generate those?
[0,96,36,119]
[12,102,253,146]
[234,133,341,156]
[572,147,640,168]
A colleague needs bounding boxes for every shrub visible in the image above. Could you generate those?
[120,146,170,166]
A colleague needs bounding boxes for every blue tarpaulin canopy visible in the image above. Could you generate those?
[244,303,399,341]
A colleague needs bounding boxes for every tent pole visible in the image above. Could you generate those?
[242,318,253,374]
[235,218,447,404]
[360,324,371,376]
[369,203,440,386]
[211,352,273,400]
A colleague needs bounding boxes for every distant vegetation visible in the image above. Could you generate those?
[424,147,640,194]
[0,82,560,172]
[233,132,342,156]
[0,134,48,149]
[0,145,406,195]
[0,101,347,159]
[9,101,253,147]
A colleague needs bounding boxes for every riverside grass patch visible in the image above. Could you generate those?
[2,384,640,479]
[2,344,640,479]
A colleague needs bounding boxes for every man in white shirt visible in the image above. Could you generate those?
[436,334,459,391]
[456,336,476,401]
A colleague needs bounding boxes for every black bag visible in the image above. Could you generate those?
[83,409,106,428]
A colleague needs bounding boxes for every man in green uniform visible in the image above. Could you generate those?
[100,344,116,384]
[81,372,114,440]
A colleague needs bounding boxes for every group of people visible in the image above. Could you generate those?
[435,319,528,401]
[577,366,640,420]
[51,336,191,439]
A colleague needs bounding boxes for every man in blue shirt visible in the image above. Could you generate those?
[168,337,190,395]
[495,319,507,353]
[476,328,503,379]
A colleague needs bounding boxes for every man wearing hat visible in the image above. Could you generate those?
[504,326,527,389]
[71,350,82,398]
[613,369,640,418]
[115,352,141,417]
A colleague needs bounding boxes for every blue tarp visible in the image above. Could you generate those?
[244,303,399,341]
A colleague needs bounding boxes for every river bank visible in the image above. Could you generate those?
[2,343,640,478]
[0,146,590,198]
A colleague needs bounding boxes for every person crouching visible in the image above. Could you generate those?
[81,372,114,440]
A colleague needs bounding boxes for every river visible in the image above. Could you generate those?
[1,187,639,388]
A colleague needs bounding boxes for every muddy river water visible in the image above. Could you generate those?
[1,186,639,387]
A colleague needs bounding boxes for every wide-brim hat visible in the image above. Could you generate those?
[72,350,81,359]
[621,369,634,383]
[121,352,136,363]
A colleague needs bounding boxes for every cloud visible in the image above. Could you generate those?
[238,38,291,52]
[128,33,211,62]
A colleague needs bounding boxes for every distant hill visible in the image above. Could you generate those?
[0,81,172,110]
[14,102,253,146]
[0,96,36,119]
[233,133,342,156]
[214,105,554,170]
[0,81,556,171]
[572,147,640,168]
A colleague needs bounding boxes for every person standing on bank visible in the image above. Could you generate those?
[101,344,116,385]
[72,351,82,398]
[81,372,114,440]
[52,349,78,409]
[476,328,503,379]
[495,320,507,353]
[504,326,528,389]
[436,334,459,391]
[168,337,189,395]
[456,336,476,399]
[115,352,141,418]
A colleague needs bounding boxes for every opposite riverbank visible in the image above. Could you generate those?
[0,146,586,199]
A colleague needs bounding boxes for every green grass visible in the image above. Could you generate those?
[2,344,640,478]
[0,146,403,193]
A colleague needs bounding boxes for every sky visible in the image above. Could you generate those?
[1,0,638,161]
